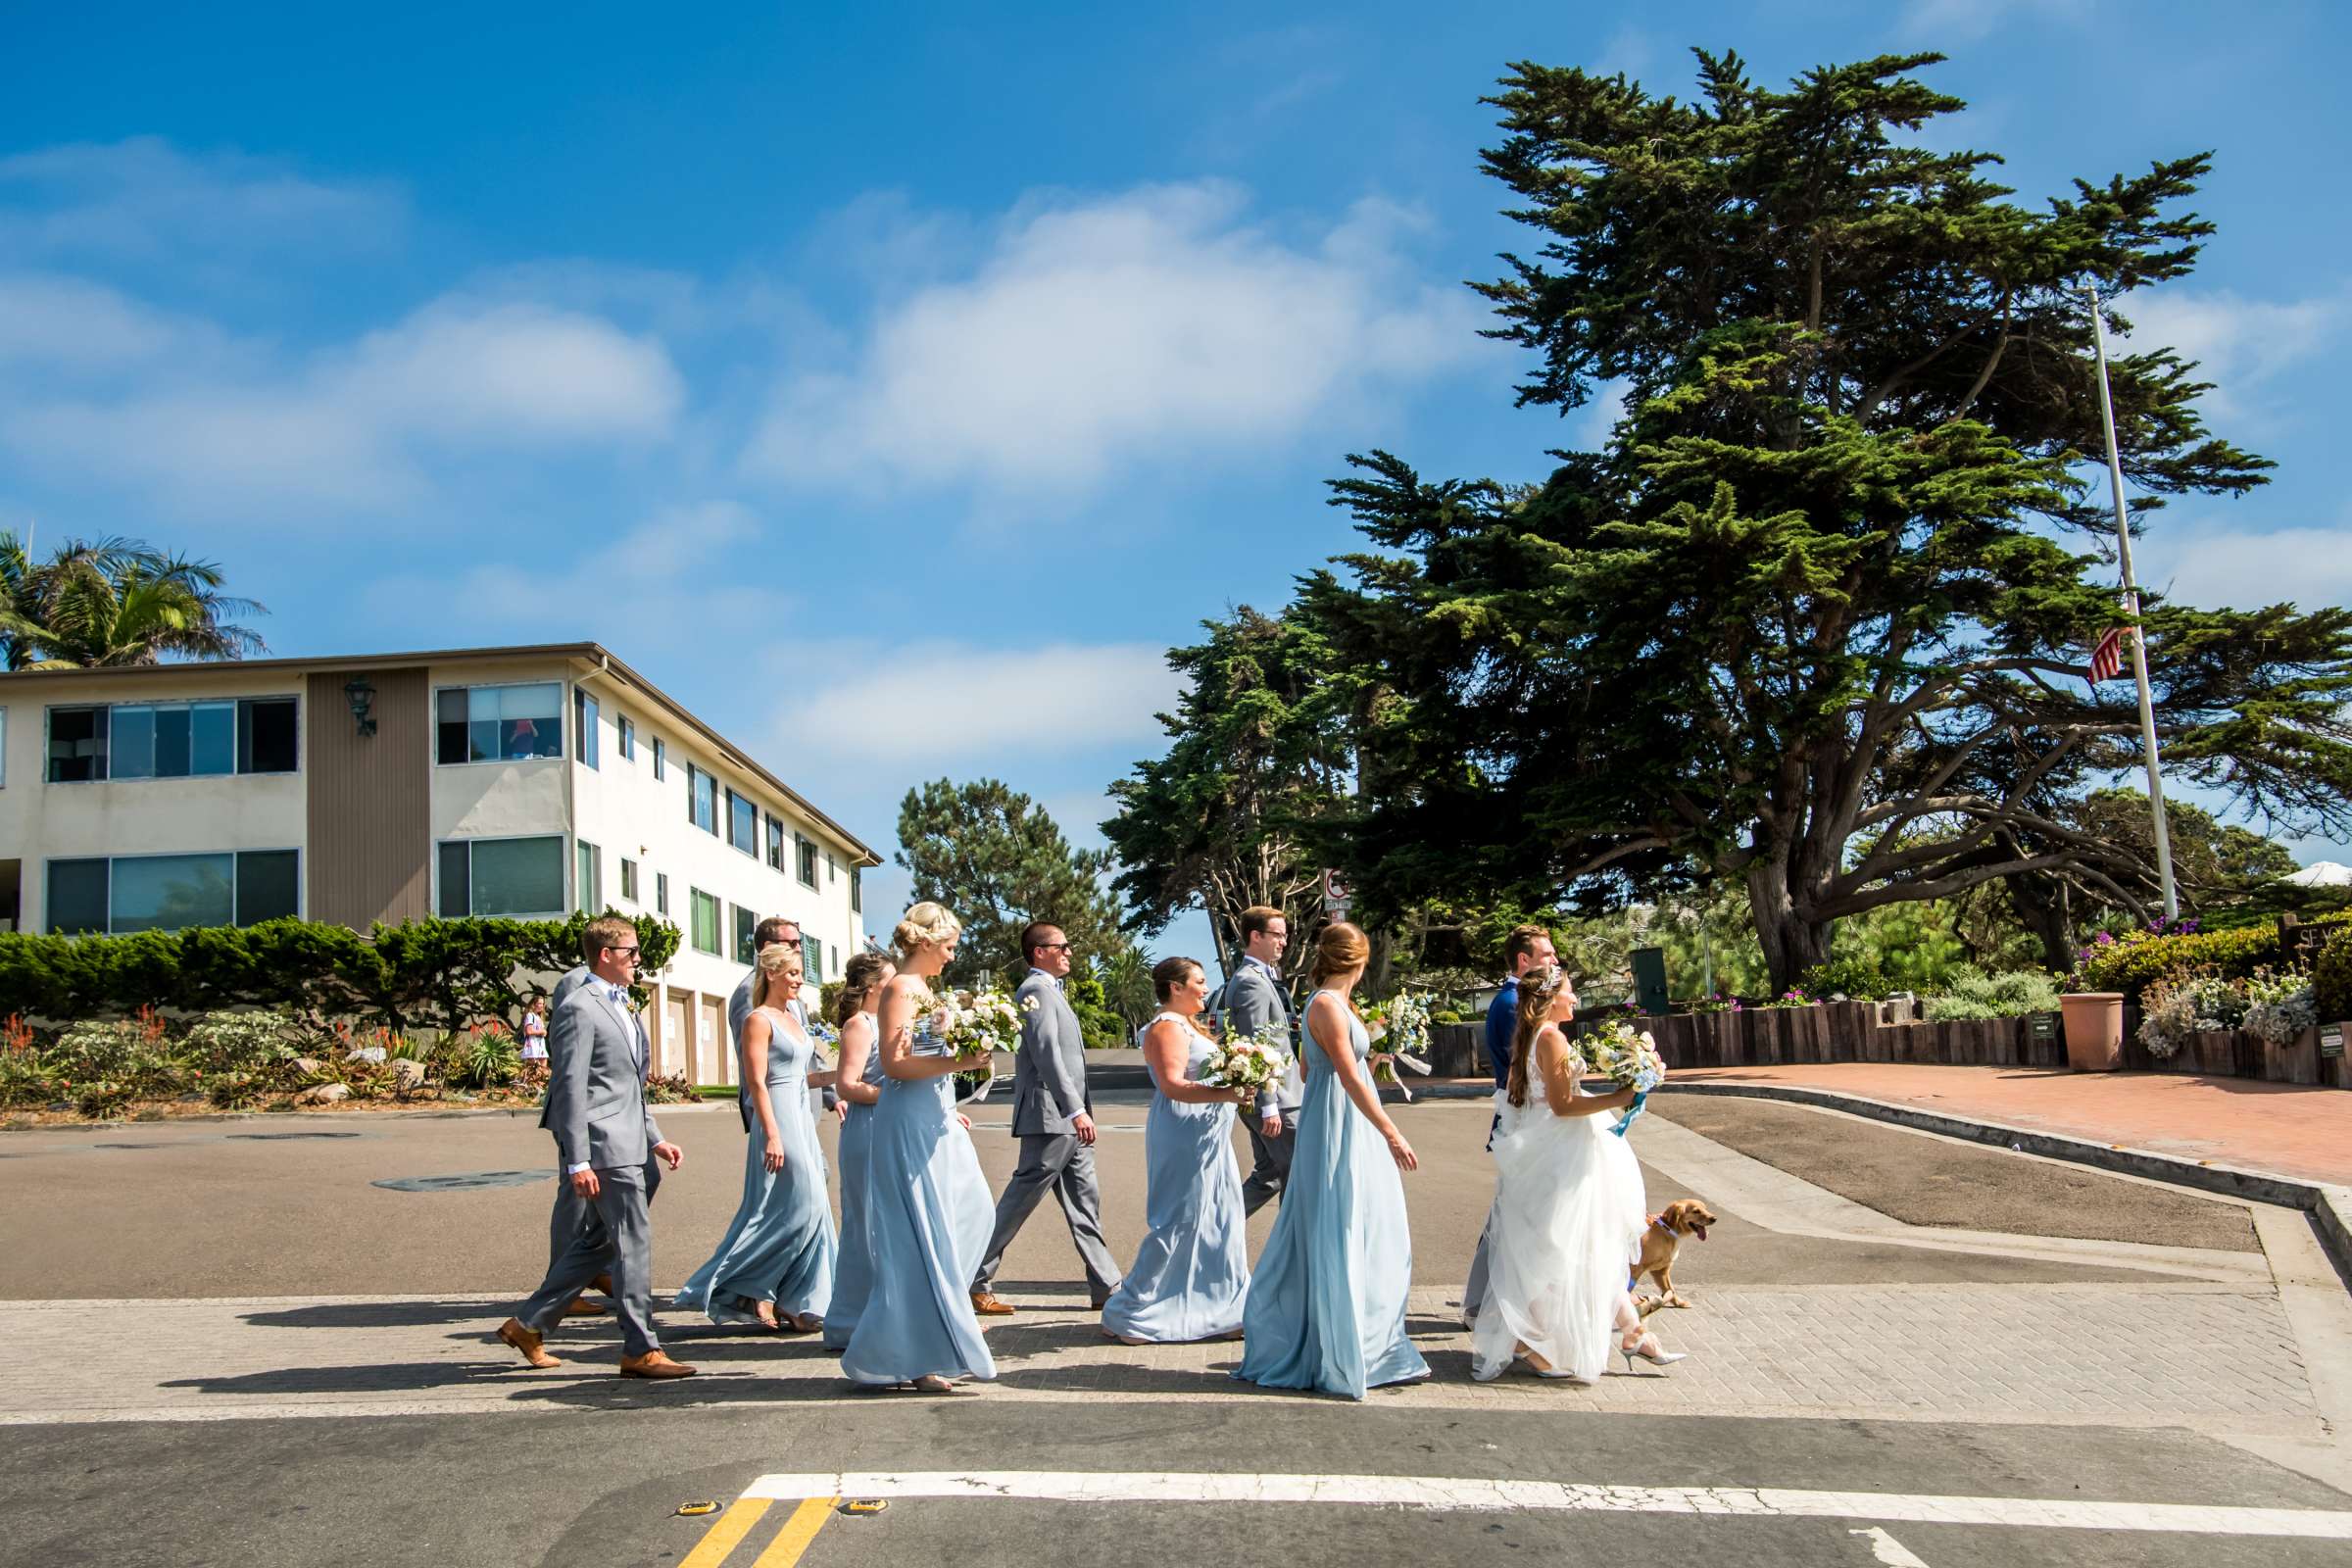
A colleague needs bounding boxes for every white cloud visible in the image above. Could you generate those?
[1901,0,2091,42]
[2139,522,2352,613]
[746,180,1484,497]
[767,640,1184,765]
[2121,287,2348,420]
[0,271,225,373]
[0,137,405,263]
[0,294,683,514]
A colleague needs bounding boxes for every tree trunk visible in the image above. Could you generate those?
[1746,858,1830,995]
[2003,871,2079,976]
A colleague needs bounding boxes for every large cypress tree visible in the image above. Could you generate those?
[1307,49,2352,989]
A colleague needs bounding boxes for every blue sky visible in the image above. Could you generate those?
[5,0,2348,962]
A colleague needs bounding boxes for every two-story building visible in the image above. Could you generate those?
[0,642,877,1084]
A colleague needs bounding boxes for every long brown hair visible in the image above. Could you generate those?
[834,952,894,1028]
[1306,921,1369,1015]
[1507,963,1573,1108]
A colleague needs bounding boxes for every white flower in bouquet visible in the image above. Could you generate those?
[1203,1020,1291,1101]
[1362,992,1437,1098]
[911,986,1024,1059]
[1579,1018,1667,1093]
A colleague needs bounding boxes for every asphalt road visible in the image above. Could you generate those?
[4,1091,2346,1567]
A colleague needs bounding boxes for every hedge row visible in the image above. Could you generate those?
[0,912,683,1034]
[2317,931,2352,1025]
[2073,908,2352,1001]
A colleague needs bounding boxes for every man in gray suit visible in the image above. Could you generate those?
[1221,905,1298,1214]
[969,921,1121,1314]
[500,916,694,1378]
[542,960,608,1303]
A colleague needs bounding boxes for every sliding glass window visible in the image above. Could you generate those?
[46,850,299,934]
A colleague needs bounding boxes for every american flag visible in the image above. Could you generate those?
[2086,626,2125,688]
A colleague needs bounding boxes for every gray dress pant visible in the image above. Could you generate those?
[520,1163,660,1357]
[548,1155,662,1268]
[1241,1108,1298,1216]
[973,1133,1120,1298]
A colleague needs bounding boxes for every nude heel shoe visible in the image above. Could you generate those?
[1619,1331,1687,1372]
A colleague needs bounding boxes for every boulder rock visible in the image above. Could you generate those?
[295,1082,351,1105]
[390,1058,426,1092]
[292,1057,323,1077]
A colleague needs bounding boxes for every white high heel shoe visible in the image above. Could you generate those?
[1619,1332,1688,1372]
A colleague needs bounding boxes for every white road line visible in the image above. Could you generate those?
[737,1471,2352,1540]
[1852,1527,1932,1566]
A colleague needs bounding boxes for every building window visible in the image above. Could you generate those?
[801,932,824,982]
[796,834,819,889]
[46,849,299,935]
[575,690,600,770]
[765,813,785,870]
[576,839,602,914]
[690,888,722,955]
[617,714,636,761]
[850,865,861,913]
[435,835,564,917]
[828,942,839,978]
[652,736,666,780]
[733,904,758,964]
[44,698,296,783]
[728,789,758,857]
[826,850,838,883]
[687,764,717,834]
[656,871,669,916]
[435,683,563,765]
[619,858,639,903]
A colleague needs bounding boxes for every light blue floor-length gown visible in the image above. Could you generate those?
[1233,990,1430,1398]
[839,1018,997,1385]
[1101,1012,1250,1343]
[673,1005,836,1325]
[821,1019,887,1350]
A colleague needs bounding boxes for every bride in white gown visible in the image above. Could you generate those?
[1470,964,1690,1383]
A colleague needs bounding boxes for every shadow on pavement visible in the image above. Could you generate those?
[241,1299,511,1329]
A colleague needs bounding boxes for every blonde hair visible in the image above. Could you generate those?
[893,901,961,957]
[755,940,804,1010]
[1507,963,1575,1108]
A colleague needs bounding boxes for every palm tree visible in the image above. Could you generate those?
[0,529,266,668]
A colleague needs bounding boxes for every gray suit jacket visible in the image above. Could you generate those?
[1222,959,1299,1114]
[538,985,663,1172]
[1009,968,1089,1137]
[551,963,593,1008]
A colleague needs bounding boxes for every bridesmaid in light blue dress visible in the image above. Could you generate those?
[822,953,895,1351]
[1102,956,1253,1345]
[674,943,840,1332]
[1235,921,1430,1398]
[841,904,998,1394]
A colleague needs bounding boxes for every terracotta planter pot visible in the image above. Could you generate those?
[2061,993,2124,1071]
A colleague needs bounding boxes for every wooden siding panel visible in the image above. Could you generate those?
[305,668,430,929]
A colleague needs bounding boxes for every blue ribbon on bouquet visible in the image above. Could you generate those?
[1609,1089,1649,1137]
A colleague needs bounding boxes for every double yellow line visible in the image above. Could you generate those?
[678,1495,837,1567]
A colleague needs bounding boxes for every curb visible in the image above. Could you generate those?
[0,1098,738,1136]
[1652,1079,2352,1291]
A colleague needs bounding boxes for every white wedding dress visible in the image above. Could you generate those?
[1469,1073,1648,1382]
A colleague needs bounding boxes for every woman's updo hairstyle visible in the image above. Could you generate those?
[892,901,961,958]
[1152,956,1202,1003]
[835,952,895,1027]
[1507,962,1574,1109]
[1306,921,1369,989]
[755,937,803,1009]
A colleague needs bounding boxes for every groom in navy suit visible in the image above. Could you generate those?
[1461,922,1556,1325]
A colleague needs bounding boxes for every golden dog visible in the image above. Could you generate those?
[1632,1198,1715,1314]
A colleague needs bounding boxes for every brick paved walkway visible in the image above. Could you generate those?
[0,1283,2319,1438]
[1656,1064,2352,1186]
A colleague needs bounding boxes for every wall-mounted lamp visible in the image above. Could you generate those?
[343,676,378,737]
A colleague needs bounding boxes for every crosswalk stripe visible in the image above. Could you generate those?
[735,1471,2352,1540]
[750,1496,838,1565]
[679,1496,771,1566]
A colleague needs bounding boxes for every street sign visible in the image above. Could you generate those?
[2030,1012,2058,1042]
[2322,1025,2345,1060]
[1321,869,1350,917]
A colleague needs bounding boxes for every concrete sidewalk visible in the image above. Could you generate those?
[1654,1063,2351,1188]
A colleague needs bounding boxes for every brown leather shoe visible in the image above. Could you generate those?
[618,1349,697,1379]
[590,1271,615,1297]
[498,1317,563,1368]
[562,1295,608,1317]
[969,1291,1016,1316]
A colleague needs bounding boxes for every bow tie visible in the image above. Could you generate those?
[605,985,630,1006]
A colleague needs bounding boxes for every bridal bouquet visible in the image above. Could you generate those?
[1578,1018,1666,1135]
[1203,1021,1290,1104]
[1362,991,1437,1102]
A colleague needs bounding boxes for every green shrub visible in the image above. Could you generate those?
[73,1078,135,1118]
[447,1024,520,1089]
[2072,910,2352,1000]
[0,912,681,1033]
[1924,967,2063,1021]
[182,1009,302,1076]
[50,1013,185,1098]
[1800,956,1891,1002]
[0,1051,55,1108]
[206,1070,268,1110]
[2316,931,2352,1024]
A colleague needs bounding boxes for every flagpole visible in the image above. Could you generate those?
[2084,282,2179,923]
